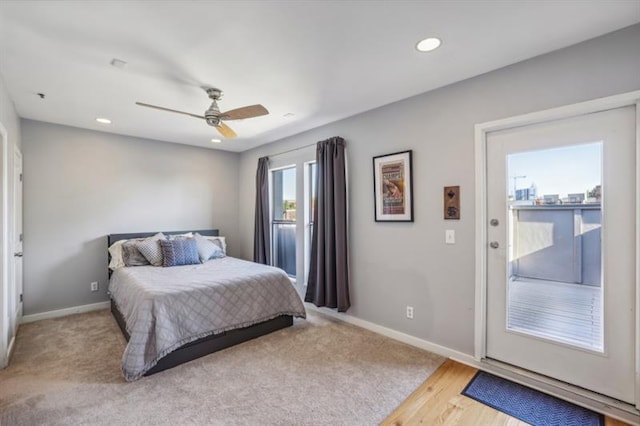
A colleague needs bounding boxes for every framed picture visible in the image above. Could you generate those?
[373,150,414,222]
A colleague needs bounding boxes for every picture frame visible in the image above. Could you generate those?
[373,150,414,222]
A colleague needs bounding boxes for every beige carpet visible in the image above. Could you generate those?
[0,309,444,425]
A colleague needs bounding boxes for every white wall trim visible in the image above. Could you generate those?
[474,90,640,407]
[21,301,110,324]
[6,335,15,365]
[636,100,640,411]
[473,122,487,361]
[0,121,8,369]
[304,303,476,365]
[11,147,21,336]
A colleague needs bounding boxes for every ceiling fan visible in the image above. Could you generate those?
[136,87,268,139]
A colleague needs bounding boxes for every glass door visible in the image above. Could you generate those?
[486,106,636,403]
[506,143,603,351]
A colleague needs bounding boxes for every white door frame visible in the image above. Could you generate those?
[12,147,22,329]
[474,90,640,409]
[0,122,9,368]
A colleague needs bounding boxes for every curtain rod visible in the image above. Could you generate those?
[268,142,317,158]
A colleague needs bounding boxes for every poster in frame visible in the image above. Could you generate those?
[373,150,414,222]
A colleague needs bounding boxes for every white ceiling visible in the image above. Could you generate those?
[1,1,638,152]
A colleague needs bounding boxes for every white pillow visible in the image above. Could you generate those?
[204,236,226,254]
[108,240,127,270]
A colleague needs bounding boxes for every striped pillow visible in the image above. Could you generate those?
[160,238,200,267]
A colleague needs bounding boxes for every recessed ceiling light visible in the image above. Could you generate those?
[95,118,112,124]
[211,138,222,143]
[416,37,441,52]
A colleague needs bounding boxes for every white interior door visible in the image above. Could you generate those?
[486,106,636,404]
[0,125,7,367]
[12,149,22,331]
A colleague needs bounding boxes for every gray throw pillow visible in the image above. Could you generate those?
[194,233,225,263]
[136,233,166,266]
[122,239,150,267]
[160,238,200,267]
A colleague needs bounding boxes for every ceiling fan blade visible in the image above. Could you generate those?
[220,104,269,120]
[136,102,204,120]
[216,122,237,139]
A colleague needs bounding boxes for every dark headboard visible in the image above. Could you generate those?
[107,229,219,247]
[107,229,220,276]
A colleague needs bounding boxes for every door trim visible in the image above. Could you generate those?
[474,90,640,409]
[0,121,8,368]
[12,147,22,328]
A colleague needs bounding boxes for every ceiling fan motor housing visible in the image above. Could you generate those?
[204,100,221,126]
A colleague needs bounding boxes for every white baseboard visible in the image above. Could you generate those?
[0,335,16,368]
[304,303,476,365]
[21,301,110,324]
[7,335,15,364]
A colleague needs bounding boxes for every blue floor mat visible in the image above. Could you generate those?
[461,371,604,426]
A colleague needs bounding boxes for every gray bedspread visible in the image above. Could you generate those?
[109,257,306,381]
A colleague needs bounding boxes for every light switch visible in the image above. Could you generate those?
[445,229,455,244]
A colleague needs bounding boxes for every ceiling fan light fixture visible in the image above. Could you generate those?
[95,117,112,124]
[416,37,441,52]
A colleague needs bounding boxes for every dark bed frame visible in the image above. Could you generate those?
[107,229,293,377]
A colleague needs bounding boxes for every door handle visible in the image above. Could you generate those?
[14,252,23,257]
[489,242,499,249]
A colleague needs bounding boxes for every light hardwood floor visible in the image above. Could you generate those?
[382,359,629,426]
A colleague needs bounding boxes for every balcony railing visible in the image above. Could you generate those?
[511,204,601,286]
[272,221,296,277]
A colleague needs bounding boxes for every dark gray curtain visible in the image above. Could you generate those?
[305,137,350,312]
[253,156,270,264]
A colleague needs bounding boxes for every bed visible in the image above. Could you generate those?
[107,229,306,381]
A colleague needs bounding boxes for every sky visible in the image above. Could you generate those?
[281,167,296,200]
[507,142,602,198]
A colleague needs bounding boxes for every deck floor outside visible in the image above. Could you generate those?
[508,277,602,351]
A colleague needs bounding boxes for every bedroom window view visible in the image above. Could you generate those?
[271,166,297,277]
[507,142,603,351]
[305,162,317,283]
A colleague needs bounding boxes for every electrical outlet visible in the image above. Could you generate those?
[406,306,414,319]
[91,281,98,292]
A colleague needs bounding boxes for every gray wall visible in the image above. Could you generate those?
[22,120,240,315]
[0,72,22,349]
[237,24,640,355]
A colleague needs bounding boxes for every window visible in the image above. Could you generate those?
[304,162,317,283]
[271,166,296,277]
[268,149,316,286]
